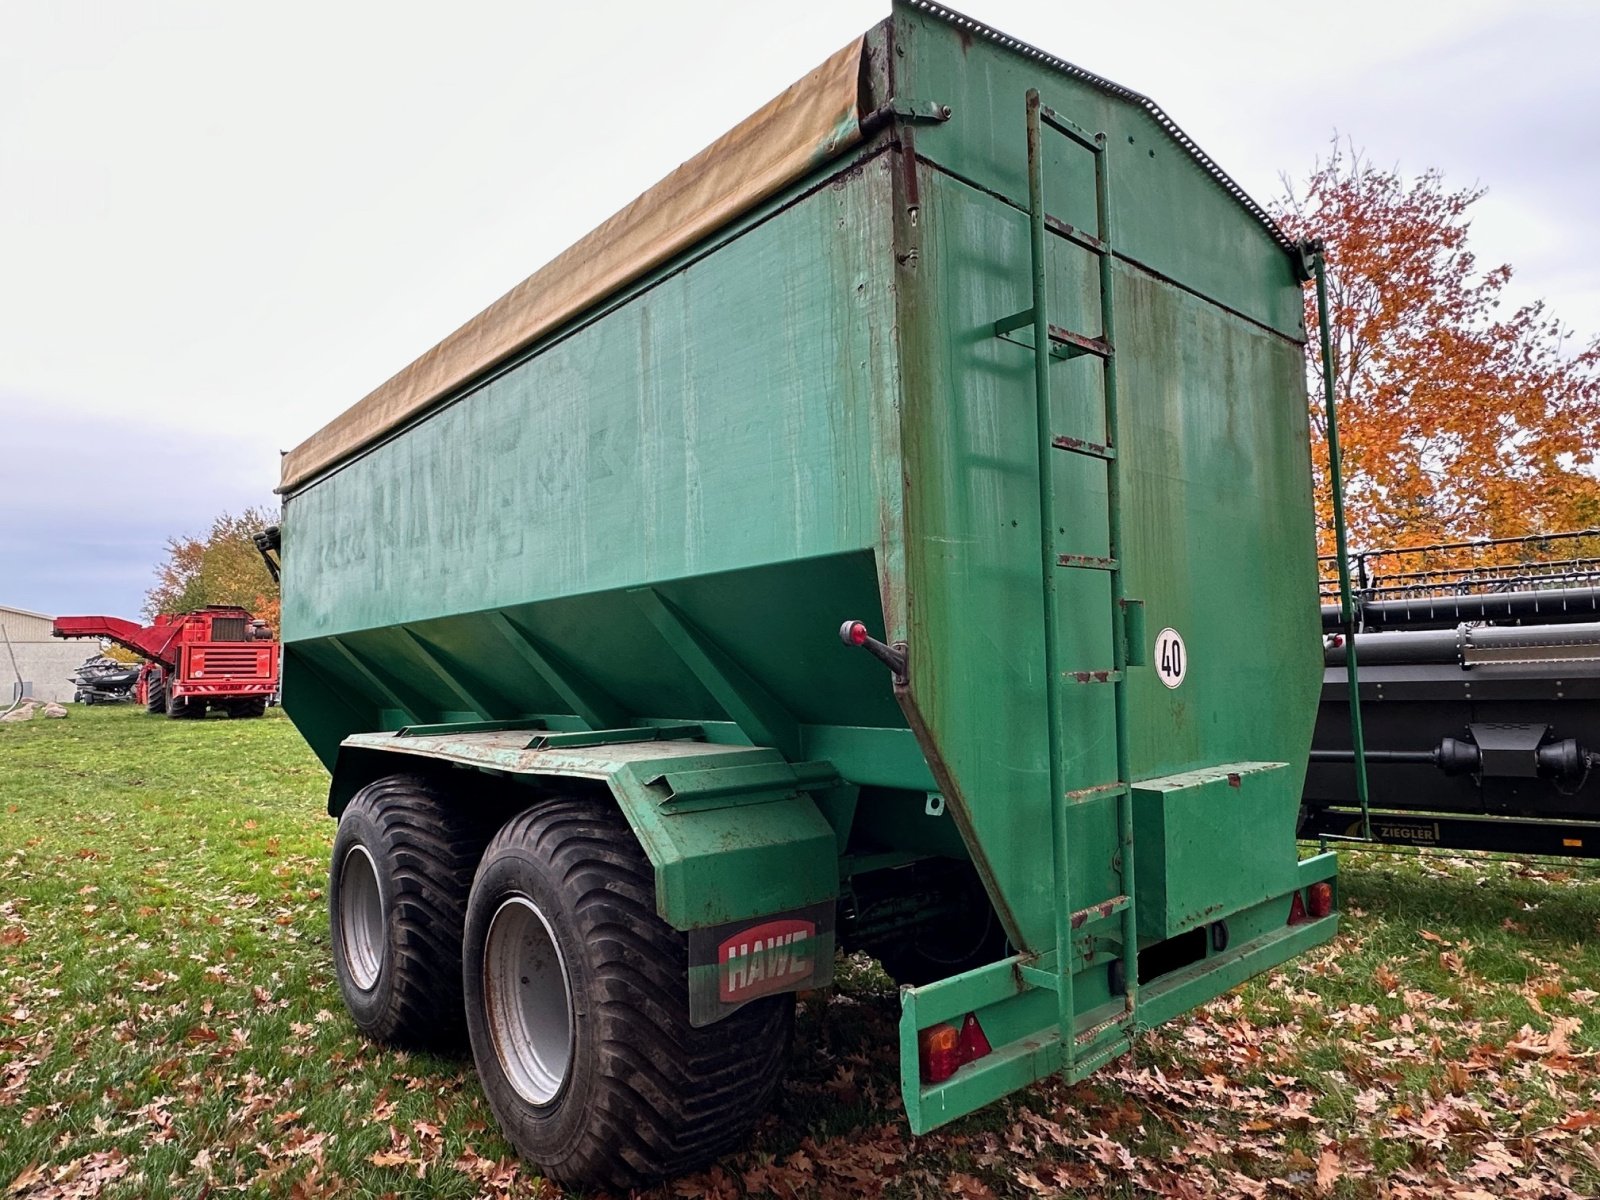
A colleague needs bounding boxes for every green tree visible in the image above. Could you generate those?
[145,507,281,632]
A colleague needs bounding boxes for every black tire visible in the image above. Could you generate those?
[165,682,204,719]
[328,774,494,1047]
[223,697,268,719]
[145,670,166,715]
[463,798,793,1190]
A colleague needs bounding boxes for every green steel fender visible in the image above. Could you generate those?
[327,727,841,932]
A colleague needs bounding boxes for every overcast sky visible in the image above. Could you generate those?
[2,0,1596,622]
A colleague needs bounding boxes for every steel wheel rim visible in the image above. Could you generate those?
[484,895,574,1106]
[338,845,384,991]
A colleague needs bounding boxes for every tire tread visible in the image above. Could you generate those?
[475,798,791,1188]
[335,774,494,1046]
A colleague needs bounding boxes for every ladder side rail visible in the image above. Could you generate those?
[1091,134,1139,1024]
[1024,88,1081,1070]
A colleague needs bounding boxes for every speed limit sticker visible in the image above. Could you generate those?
[1155,627,1186,689]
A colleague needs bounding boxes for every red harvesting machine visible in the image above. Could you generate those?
[52,606,278,719]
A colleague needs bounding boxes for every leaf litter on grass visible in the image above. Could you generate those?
[5,708,1600,1197]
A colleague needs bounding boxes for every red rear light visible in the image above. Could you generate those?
[848,621,868,645]
[958,1012,991,1062]
[1307,881,1334,919]
[920,1013,992,1084]
[1286,890,1308,926]
[918,1023,961,1083]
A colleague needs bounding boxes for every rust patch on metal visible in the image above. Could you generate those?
[1052,435,1112,457]
[1228,772,1241,787]
[1067,781,1124,802]
[1068,670,1113,684]
[1071,898,1121,930]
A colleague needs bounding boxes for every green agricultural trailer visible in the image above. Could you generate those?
[272,2,1337,1187]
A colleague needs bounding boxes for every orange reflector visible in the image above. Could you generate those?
[958,1012,992,1063]
[1286,890,1308,926]
[918,1023,961,1084]
[1307,881,1333,919]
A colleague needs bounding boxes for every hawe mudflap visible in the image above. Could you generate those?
[686,901,836,1026]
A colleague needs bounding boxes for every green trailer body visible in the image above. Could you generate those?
[277,0,1334,1161]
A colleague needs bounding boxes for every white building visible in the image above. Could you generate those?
[0,605,100,704]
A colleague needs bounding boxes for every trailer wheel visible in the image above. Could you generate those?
[144,670,166,715]
[223,698,268,719]
[329,774,492,1047]
[463,798,793,1190]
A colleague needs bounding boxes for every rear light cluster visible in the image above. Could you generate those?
[1287,881,1334,926]
[918,1012,992,1084]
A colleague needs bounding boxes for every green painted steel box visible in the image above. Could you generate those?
[1132,762,1302,940]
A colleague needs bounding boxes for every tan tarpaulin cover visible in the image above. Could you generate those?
[280,37,866,492]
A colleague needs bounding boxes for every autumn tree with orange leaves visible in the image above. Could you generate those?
[1274,143,1600,558]
[145,507,281,633]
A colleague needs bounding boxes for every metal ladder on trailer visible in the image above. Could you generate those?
[993,88,1139,1075]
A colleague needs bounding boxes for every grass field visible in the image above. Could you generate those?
[3,706,1600,1198]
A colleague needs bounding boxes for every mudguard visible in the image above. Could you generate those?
[327,725,844,1024]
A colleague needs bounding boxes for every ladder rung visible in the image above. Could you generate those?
[1064,668,1123,684]
[1052,434,1115,461]
[993,307,1034,337]
[1072,1034,1133,1077]
[1057,553,1118,571]
[1047,327,1112,361]
[1018,962,1058,991]
[1043,214,1106,255]
[1070,894,1130,930]
[1075,1024,1131,1059]
[992,310,1111,362]
[1065,781,1128,803]
[1038,104,1102,152]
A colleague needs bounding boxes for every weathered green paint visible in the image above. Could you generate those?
[483,612,630,731]
[1131,762,1299,940]
[630,587,803,760]
[279,2,1331,1131]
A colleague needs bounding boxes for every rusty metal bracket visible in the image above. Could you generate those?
[887,97,952,123]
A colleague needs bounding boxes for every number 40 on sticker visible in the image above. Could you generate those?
[1155,627,1186,689]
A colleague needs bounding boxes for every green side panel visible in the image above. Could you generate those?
[894,159,1320,953]
[1131,762,1301,940]
[892,2,1305,340]
[281,157,917,780]
[890,17,1322,958]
